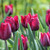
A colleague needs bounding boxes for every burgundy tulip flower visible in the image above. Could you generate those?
[18,35,28,50]
[21,15,30,28]
[4,16,19,32]
[40,32,50,46]
[47,32,50,45]
[5,4,13,15]
[0,23,11,40]
[21,13,39,31]
[46,9,50,26]
[29,14,39,31]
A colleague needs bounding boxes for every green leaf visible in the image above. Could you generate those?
[31,8,34,15]
[7,39,14,47]
[36,38,45,50]
[0,10,10,24]
[19,34,24,50]
[13,33,18,50]
[27,24,38,50]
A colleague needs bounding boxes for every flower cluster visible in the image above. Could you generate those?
[21,13,39,31]
[40,9,50,47]
[1,3,50,50]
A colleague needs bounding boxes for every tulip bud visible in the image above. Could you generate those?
[40,32,50,46]
[21,15,30,28]
[30,14,39,31]
[4,16,19,32]
[46,9,50,26]
[18,35,28,50]
[5,4,13,16]
[0,23,11,40]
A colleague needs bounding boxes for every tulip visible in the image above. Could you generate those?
[0,23,11,40]
[29,14,39,31]
[21,15,30,28]
[46,9,50,32]
[4,16,19,32]
[5,4,13,16]
[21,13,39,31]
[18,35,28,50]
[40,32,50,46]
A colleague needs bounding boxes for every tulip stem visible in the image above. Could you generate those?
[33,31,35,39]
[45,47,47,50]
[1,0,4,18]
[13,32,15,42]
[49,2,50,9]
[5,40,8,50]
[49,25,50,33]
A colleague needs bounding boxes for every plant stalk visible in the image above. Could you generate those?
[49,25,50,33]
[13,32,15,42]
[49,2,50,9]
[1,0,4,18]
[45,47,47,50]
[5,40,8,50]
[33,31,35,39]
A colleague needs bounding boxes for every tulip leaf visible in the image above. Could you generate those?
[27,24,39,50]
[36,38,45,50]
[18,18,24,34]
[7,39,14,47]
[13,33,18,50]
[31,8,34,15]
[37,12,47,32]
[0,10,10,24]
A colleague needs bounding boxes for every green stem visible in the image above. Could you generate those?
[1,0,4,18]
[49,25,50,33]
[33,31,35,39]
[15,0,17,15]
[45,47,47,50]
[24,0,27,15]
[49,2,50,9]
[13,32,15,42]
[9,0,11,5]
[5,40,8,50]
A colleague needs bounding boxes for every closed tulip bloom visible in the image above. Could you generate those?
[21,15,30,28]
[0,23,11,40]
[40,32,49,46]
[47,32,50,45]
[4,16,19,32]
[21,13,39,31]
[5,4,13,15]
[18,35,28,50]
[46,9,50,26]
[30,14,39,31]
